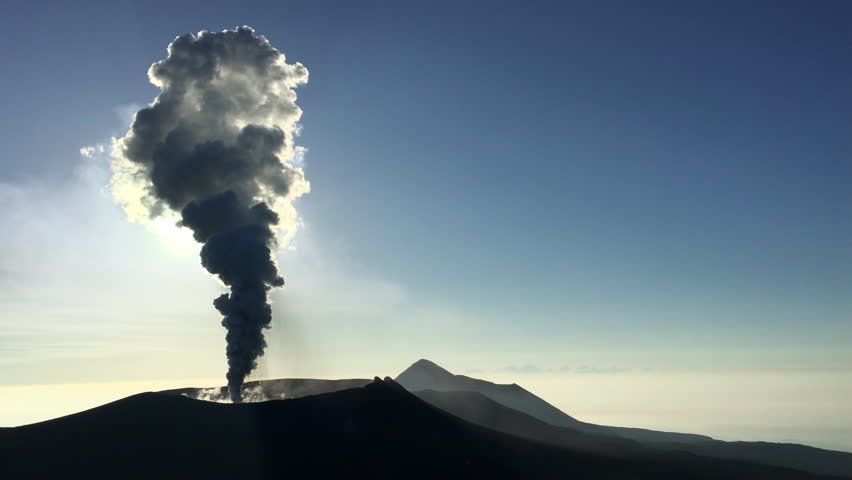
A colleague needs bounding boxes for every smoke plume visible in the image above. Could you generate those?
[111,27,309,402]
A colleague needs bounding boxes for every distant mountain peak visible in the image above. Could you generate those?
[394,360,716,446]
[395,359,581,428]
[410,359,451,373]
[396,359,456,385]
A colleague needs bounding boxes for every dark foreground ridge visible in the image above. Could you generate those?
[154,359,852,477]
[0,378,837,479]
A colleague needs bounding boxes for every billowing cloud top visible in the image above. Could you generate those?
[111,26,310,243]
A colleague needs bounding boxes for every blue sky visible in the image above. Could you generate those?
[1,0,850,448]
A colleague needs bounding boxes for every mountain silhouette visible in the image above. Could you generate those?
[397,360,579,425]
[414,388,647,454]
[148,359,852,477]
[396,358,710,443]
[414,387,852,478]
[396,359,852,477]
[0,378,835,479]
[650,439,852,479]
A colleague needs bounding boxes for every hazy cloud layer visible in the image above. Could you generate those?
[499,364,629,375]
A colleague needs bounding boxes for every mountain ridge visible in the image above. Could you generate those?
[1,377,834,479]
[396,358,711,443]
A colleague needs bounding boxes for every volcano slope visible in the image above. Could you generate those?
[0,378,837,479]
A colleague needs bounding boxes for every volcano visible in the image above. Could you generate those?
[1,377,843,479]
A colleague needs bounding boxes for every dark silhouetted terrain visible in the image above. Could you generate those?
[415,388,648,455]
[399,359,852,478]
[414,387,852,478]
[0,378,837,479]
[648,440,852,479]
[397,358,710,443]
[152,359,852,477]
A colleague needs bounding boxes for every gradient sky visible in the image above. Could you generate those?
[1,0,850,450]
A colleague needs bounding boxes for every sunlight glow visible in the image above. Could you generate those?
[148,216,197,246]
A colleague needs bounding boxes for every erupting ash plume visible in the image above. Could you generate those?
[111,27,309,402]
